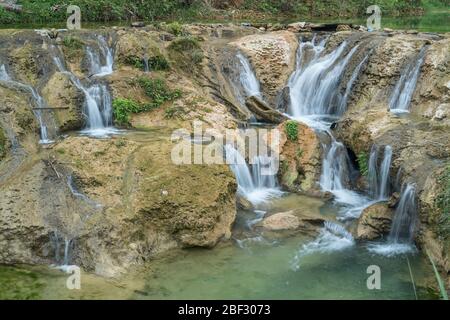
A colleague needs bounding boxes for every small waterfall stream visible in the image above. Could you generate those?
[225,144,282,205]
[368,145,393,200]
[389,184,418,243]
[236,52,261,99]
[389,46,427,113]
[368,184,418,256]
[86,35,114,77]
[48,41,117,137]
[0,64,55,144]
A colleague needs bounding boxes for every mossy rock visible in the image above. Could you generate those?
[0,128,7,160]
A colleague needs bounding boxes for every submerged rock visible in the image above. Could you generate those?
[262,211,300,231]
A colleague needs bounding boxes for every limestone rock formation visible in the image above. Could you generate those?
[356,203,394,240]
[230,31,298,104]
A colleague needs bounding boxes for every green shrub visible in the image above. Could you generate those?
[285,120,298,141]
[113,79,181,126]
[148,55,170,71]
[167,21,183,36]
[62,36,83,50]
[124,55,144,69]
[357,152,369,177]
[168,36,200,52]
[112,98,141,126]
[137,77,181,107]
[0,129,7,160]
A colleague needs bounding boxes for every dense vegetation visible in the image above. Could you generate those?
[285,120,298,142]
[0,0,447,25]
[112,78,181,126]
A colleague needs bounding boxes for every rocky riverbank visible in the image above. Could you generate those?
[0,22,449,290]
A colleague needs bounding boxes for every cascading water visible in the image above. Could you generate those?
[48,42,117,137]
[389,184,418,243]
[87,35,114,77]
[288,40,359,118]
[225,144,282,205]
[368,184,418,256]
[287,36,373,220]
[0,64,55,144]
[291,221,354,270]
[389,46,427,113]
[368,145,393,200]
[236,52,261,99]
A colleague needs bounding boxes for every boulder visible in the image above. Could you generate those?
[262,211,300,231]
[230,31,299,104]
[274,121,322,193]
[41,72,84,131]
[356,203,394,240]
[336,25,352,32]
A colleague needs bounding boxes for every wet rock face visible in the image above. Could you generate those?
[356,203,394,241]
[230,31,298,104]
[275,121,322,194]
[41,72,84,131]
[333,32,450,273]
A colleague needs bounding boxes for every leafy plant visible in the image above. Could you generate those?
[426,250,449,300]
[167,21,183,36]
[112,98,141,126]
[285,120,298,142]
[0,129,7,160]
[357,152,369,177]
[62,36,83,50]
[137,77,181,107]
[124,55,144,69]
[168,36,200,52]
[148,55,170,71]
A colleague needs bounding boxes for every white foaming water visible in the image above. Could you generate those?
[368,145,392,200]
[389,184,417,243]
[367,184,418,257]
[289,41,358,117]
[287,35,327,86]
[87,35,114,77]
[236,52,261,98]
[0,64,54,144]
[49,43,118,138]
[225,145,283,205]
[291,221,354,270]
[389,46,427,113]
[367,243,416,257]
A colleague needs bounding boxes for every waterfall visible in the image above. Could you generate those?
[287,36,373,220]
[389,184,417,243]
[87,35,114,77]
[225,144,282,205]
[143,55,150,73]
[0,64,54,144]
[389,46,427,113]
[287,35,327,86]
[368,145,393,200]
[368,184,418,256]
[337,54,369,115]
[236,52,261,99]
[51,231,74,267]
[48,43,117,137]
[288,40,359,117]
